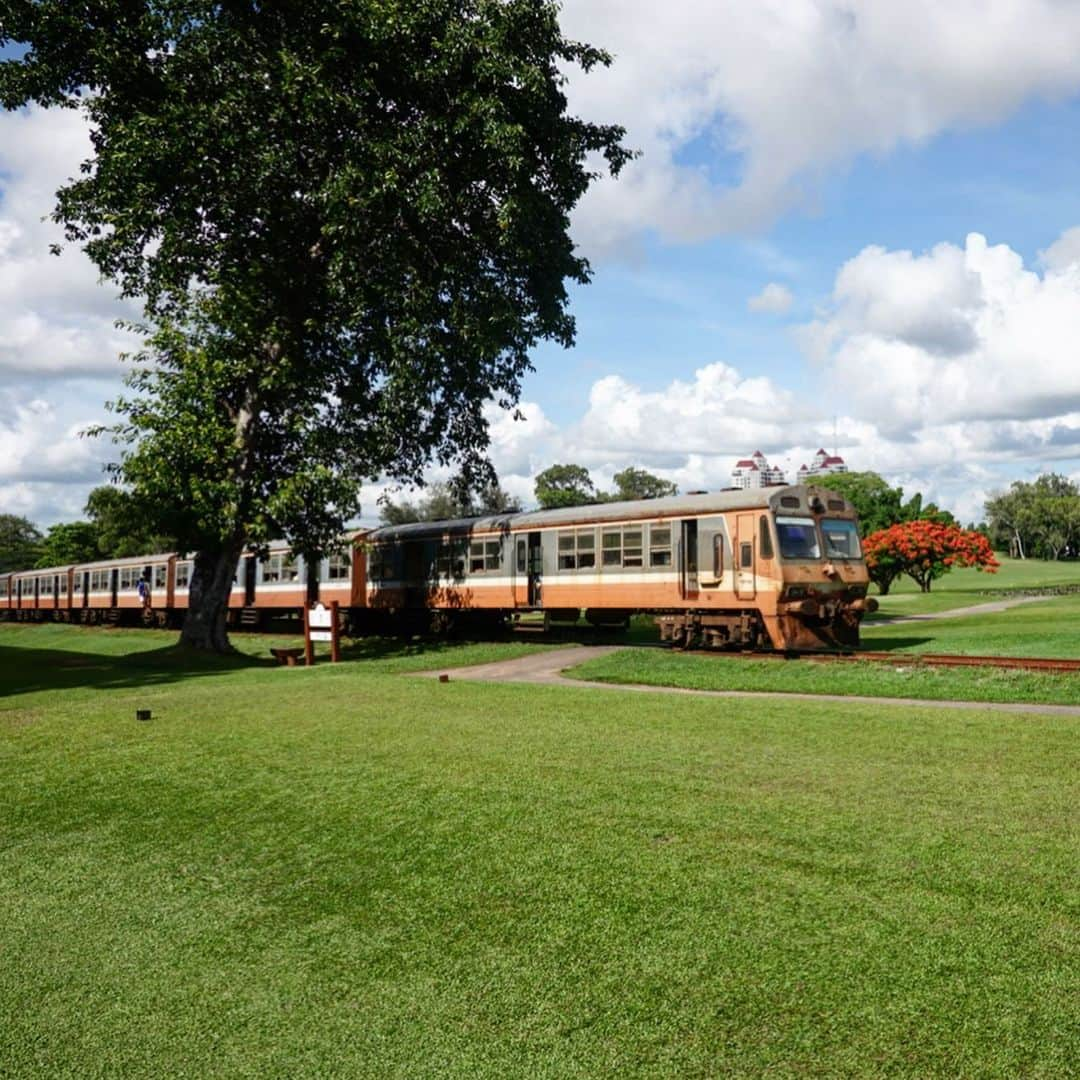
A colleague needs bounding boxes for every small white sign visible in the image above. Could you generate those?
[309,603,333,628]
[309,630,333,642]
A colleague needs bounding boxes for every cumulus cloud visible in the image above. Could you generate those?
[747,282,793,314]
[808,231,1080,434]
[0,106,138,378]
[561,0,1080,254]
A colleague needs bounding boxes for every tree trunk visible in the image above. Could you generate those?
[180,543,244,652]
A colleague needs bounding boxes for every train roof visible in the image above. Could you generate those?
[367,483,854,541]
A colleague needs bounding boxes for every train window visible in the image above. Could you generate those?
[780,496,800,508]
[328,553,351,581]
[72,576,81,594]
[822,519,861,559]
[827,499,845,511]
[153,565,168,588]
[175,562,192,589]
[601,526,643,568]
[649,525,672,567]
[59,578,67,595]
[759,516,774,559]
[469,540,501,573]
[39,577,52,596]
[516,540,527,574]
[775,516,821,560]
[713,535,724,576]
[740,542,753,569]
[557,529,596,570]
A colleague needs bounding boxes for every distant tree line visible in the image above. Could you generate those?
[984,474,1080,560]
[378,465,679,524]
[0,487,174,573]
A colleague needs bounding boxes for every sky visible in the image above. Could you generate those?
[4,1,1080,529]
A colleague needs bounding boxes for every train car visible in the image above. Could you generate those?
[8,565,72,620]
[364,484,876,650]
[73,553,174,626]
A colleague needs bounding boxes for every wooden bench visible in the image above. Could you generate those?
[270,647,305,667]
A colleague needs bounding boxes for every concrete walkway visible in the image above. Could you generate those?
[871,593,1050,624]
[419,645,1080,717]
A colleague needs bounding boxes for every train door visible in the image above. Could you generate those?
[528,532,543,606]
[110,568,119,608]
[735,512,756,599]
[244,556,257,605]
[81,571,89,609]
[404,541,425,607]
[681,520,699,599]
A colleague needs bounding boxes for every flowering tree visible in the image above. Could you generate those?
[863,520,1000,594]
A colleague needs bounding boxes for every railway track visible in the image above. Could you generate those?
[688,649,1080,675]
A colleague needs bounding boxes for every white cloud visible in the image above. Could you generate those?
[0,106,138,379]
[809,231,1080,434]
[561,0,1080,253]
[747,282,793,314]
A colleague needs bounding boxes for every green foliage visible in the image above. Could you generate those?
[1,1,630,647]
[607,467,677,501]
[821,471,955,535]
[0,514,42,572]
[34,521,99,568]
[985,473,1080,560]
[84,485,174,558]
[379,478,519,525]
[534,462,597,508]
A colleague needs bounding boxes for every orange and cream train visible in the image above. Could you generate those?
[1,485,876,650]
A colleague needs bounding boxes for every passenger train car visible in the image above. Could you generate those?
[0,484,875,650]
[364,484,876,650]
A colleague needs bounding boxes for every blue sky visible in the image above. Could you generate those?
[4,1,1080,526]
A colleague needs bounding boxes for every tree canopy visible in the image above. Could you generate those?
[534,464,677,509]
[819,471,955,536]
[1,1,630,649]
[534,464,598,509]
[379,480,519,525]
[863,521,999,594]
[0,515,42,574]
[608,467,678,502]
[985,474,1080,560]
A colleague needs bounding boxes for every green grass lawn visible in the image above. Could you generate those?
[869,556,1080,619]
[864,594,1080,658]
[568,648,1080,707]
[1,624,1077,1077]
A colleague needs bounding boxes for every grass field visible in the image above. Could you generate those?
[868,556,1080,619]
[1,623,1077,1077]
[573,595,1080,705]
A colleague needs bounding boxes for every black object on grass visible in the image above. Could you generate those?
[136,709,152,722]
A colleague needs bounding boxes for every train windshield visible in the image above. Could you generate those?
[821,518,862,559]
[775,516,821,560]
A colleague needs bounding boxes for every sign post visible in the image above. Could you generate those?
[304,601,340,665]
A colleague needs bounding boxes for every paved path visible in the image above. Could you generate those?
[871,593,1050,624]
[420,645,1080,717]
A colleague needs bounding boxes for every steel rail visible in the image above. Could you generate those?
[685,649,1080,675]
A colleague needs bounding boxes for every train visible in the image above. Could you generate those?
[0,484,877,650]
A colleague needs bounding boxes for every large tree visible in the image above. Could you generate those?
[534,463,597,509]
[1,1,629,650]
[0,515,42,573]
[607,467,677,502]
[985,474,1080,560]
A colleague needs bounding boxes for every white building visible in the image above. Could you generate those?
[731,450,787,489]
[797,448,848,481]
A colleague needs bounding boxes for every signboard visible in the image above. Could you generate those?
[304,600,341,664]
